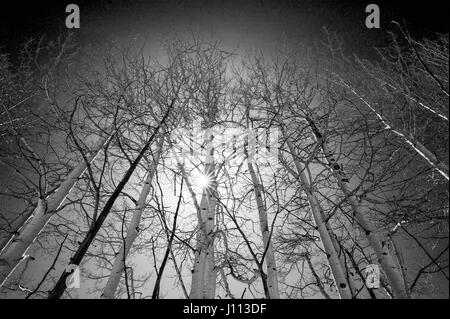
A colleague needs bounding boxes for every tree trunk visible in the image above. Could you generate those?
[0,206,35,253]
[335,76,449,181]
[152,176,184,299]
[329,232,367,298]
[284,135,352,299]
[189,130,218,299]
[47,102,173,299]
[305,253,331,299]
[101,136,164,299]
[0,133,112,287]
[247,161,280,299]
[306,115,408,299]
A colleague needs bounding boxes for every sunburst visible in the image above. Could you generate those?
[196,173,211,188]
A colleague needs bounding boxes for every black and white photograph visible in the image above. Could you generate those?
[0,0,448,315]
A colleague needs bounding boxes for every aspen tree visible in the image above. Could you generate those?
[305,113,408,298]
[0,133,112,287]
[244,123,280,299]
[282,131,352,299]
[189,130,218,299]
[247,160,280,298]
[101,135,164,298]
[334,76,448,181]
[47,101,173,299]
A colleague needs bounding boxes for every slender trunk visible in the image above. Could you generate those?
[0,206,35,253]
[170,145,201,213]
[0,134,112,287]
[152,177,183,299]
[170,145,201,299]
[305,253,331,299]
[343,246,378,299]
[284,135,352,299]
[329,232,366,298]
[389,229,411,299]
[189,130,218,299]
[356,60,448,122]
[47,102,173,299]
[101,136,164,299]
[247,161,280,299]
[170,244,189,299]
[306,116,408,299]
[335,76,449,180]
[220,268,234,299]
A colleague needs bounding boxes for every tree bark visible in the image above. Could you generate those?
[247,160,280,299]
[152,176,183,299]
[306,115,408,299]
[283,134,352,299]
[334,76,449,181]
[0,133,112,287]
[47,102,173,299]
[0,206,35,253]
[189,130,218,299]
[101,135,164,299]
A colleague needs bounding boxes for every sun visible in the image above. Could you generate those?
[196,173,210,188]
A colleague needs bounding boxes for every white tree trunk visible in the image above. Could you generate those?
[356,60,448,122]
[189,130,217,299]
[101,136,164,299]
[334,76,449,181]
[329,232,367,298]
[389,229,410,299]
[284,136,352,299]
[307,117,408,299]
[247,161,280,299]
[0,206,35,253]
[0,134,111,287]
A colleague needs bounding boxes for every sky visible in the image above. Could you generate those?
[1,0,449,60]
